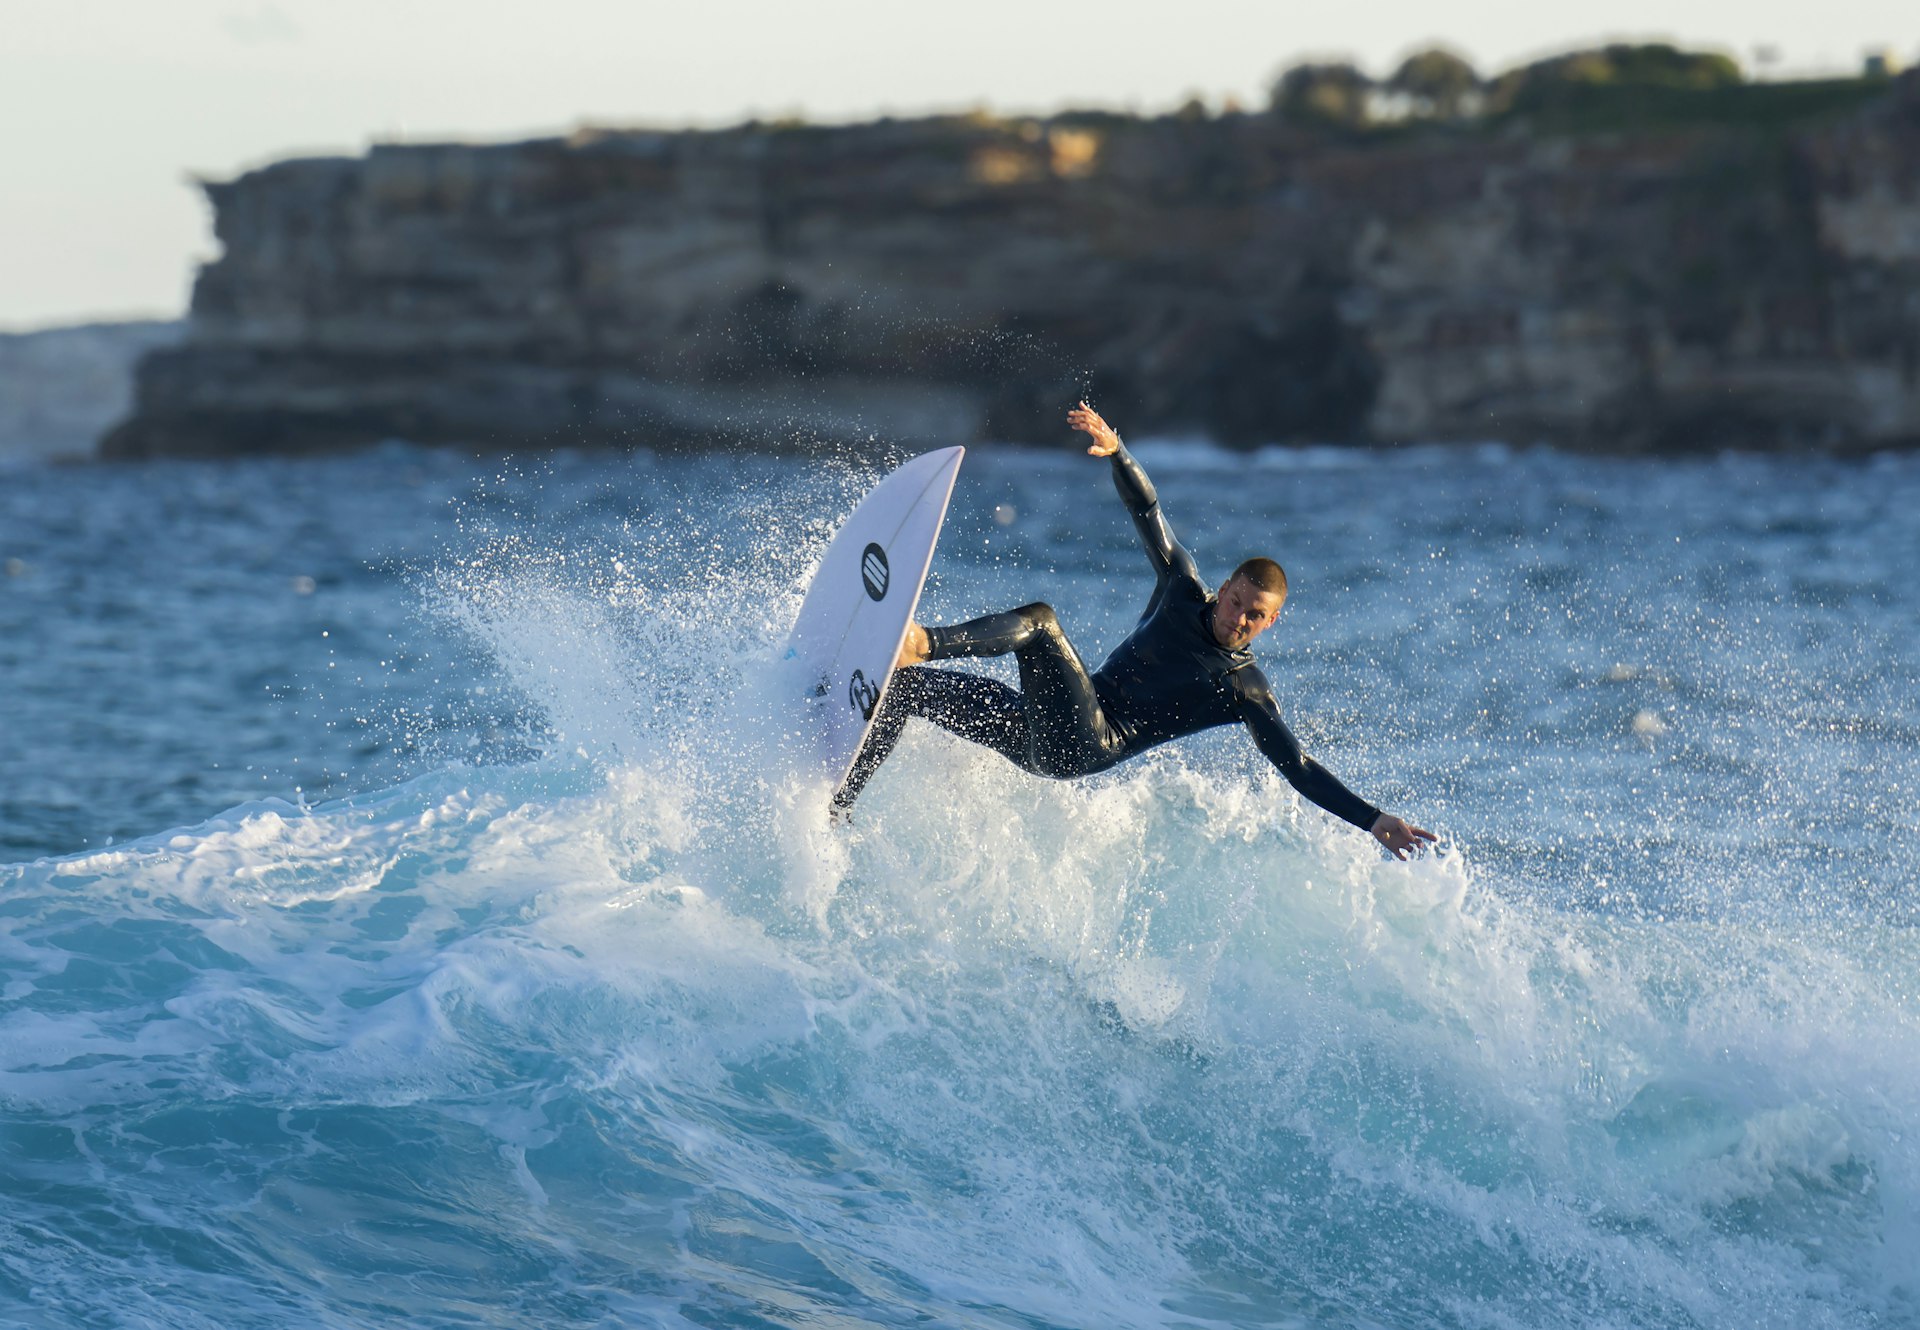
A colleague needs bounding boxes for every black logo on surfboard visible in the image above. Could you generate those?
[860,543,890,601]
[848,669,882,720]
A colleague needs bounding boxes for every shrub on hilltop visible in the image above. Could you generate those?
[1386,47,1484,121]
[1269,62,1374,128]
[1487,43,1744,119]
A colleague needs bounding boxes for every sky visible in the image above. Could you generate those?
[3,0,1916,329]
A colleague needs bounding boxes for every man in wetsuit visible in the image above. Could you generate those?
[836,402,1436,859]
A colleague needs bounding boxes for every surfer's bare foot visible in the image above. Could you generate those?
[896,623,930,668]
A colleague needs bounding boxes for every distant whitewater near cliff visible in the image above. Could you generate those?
[0,320,181,464]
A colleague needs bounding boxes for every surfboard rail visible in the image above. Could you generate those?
[783,446,965,790]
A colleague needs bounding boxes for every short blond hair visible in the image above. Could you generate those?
[1232,557,1288,598]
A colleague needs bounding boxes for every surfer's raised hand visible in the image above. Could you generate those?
[1370,813,1438,860]
[1068,401,1121,457]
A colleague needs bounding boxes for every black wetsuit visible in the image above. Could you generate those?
[836,443,1380,831]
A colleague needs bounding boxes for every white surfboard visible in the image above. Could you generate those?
[784,446,965,790]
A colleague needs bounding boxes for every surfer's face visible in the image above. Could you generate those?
[1211,575,1284,649]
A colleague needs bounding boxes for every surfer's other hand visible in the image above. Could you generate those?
[1068,401,1121,457]
[895,623,930,668]
[1370,813,1438,860]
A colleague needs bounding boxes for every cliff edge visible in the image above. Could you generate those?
[104,70,1920,456]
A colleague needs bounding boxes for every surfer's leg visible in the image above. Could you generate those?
[994,604,1123,777]
[917,603,1122,775]
[834,666,1027,808]
[919,606,1061,661]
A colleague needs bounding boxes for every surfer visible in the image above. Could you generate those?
[836,402,1436,858]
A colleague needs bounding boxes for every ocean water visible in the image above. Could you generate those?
[3,440,1918,1328]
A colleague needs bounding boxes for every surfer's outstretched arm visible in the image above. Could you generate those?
[1067,402,1204,590]
[1231,668,1437,859]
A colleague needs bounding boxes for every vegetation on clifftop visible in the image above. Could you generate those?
[1265,41,1899,138]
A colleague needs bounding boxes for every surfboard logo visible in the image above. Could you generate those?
[848,668,882,720]
[860,543,890,601]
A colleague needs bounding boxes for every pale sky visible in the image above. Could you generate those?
[3,0,1915,329]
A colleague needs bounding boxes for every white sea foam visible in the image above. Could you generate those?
[6,703,1916,1326]
[4,448,1919,1328]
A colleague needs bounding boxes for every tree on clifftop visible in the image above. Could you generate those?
[1387,47,1483,120]
[1490,43,1743,115]
[1270,62,1373,128]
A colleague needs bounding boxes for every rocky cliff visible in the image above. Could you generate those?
[105,73,1920,456]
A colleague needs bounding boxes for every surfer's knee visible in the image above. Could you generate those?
[1014,602,1062,638]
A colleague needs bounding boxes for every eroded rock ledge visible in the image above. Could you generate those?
[106,74,1920,456]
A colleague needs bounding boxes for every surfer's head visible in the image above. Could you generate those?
[1212,558,1287,649]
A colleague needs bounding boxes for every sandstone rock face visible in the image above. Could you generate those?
[105,77,1920,456]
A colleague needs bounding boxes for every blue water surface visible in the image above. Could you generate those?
[2,439,1918,1328]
